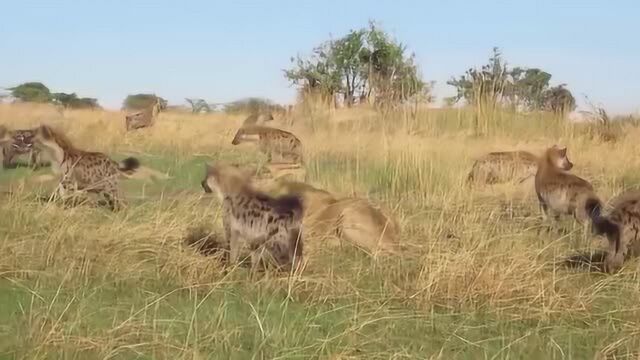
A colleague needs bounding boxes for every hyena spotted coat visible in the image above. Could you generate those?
[231,125,304,165]
[32,125,141,210]
[201,162,304,272]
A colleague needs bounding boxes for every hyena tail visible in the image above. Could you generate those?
[584,197,603,219]
[119,158,172,181]
[273,194,305,220]
[585,197,621,254]
[118,157,141,173]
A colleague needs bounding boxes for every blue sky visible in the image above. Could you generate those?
[1,0,638,113]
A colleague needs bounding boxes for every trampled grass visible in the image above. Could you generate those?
[1,102,640,359]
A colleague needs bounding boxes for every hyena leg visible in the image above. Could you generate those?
[53,179,84,207]
[221,221,232,266]
[536,193,559,234]
[537,193,550,219]
[229,230,251,267]
[3,150,14,169]
[247,235,269,277]
[102,188,123,211]
[29,151,40,170]
[262,232,301,273]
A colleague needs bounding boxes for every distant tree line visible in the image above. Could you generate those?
[447,47,576,115]
[8,24,578,118]
[285,23,576,115]
[8,82,101,109]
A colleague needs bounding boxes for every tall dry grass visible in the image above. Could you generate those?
[1,101,640,358]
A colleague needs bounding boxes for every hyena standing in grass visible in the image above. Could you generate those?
[535,145,603,226]
[125,97,165,131]
[231,125,304,166]
[467,150,538,185]
[31,125,142,210]
[201,162,304,273]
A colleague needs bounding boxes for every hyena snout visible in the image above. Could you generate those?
[231,132,243,145]
[564,159,574,171]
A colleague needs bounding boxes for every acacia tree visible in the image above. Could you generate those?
[185,98,211,113]
[9,82,52,103]
[447,47,575,114]
[9,82,100,109]
[52,92,100,110]
[123,94,167,110]
[224,97,283,115]
[543,85,576,115]
[284,44,342,105]
[447,47,510,111]
[285,21,426,108]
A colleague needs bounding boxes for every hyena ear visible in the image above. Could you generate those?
[558,147,567,157]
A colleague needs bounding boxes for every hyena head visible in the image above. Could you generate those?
[231,126,260,145]
[201,162,255,200]
[546,145,573,171]
[10,129,35,153]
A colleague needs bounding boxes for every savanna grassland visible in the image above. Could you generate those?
[1,102,640,359]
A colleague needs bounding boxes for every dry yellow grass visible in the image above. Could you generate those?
[1,102,640,358]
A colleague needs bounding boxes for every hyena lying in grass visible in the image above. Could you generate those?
[467,150,538,185]
[263,178,401,256]
[201,162,304,273]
